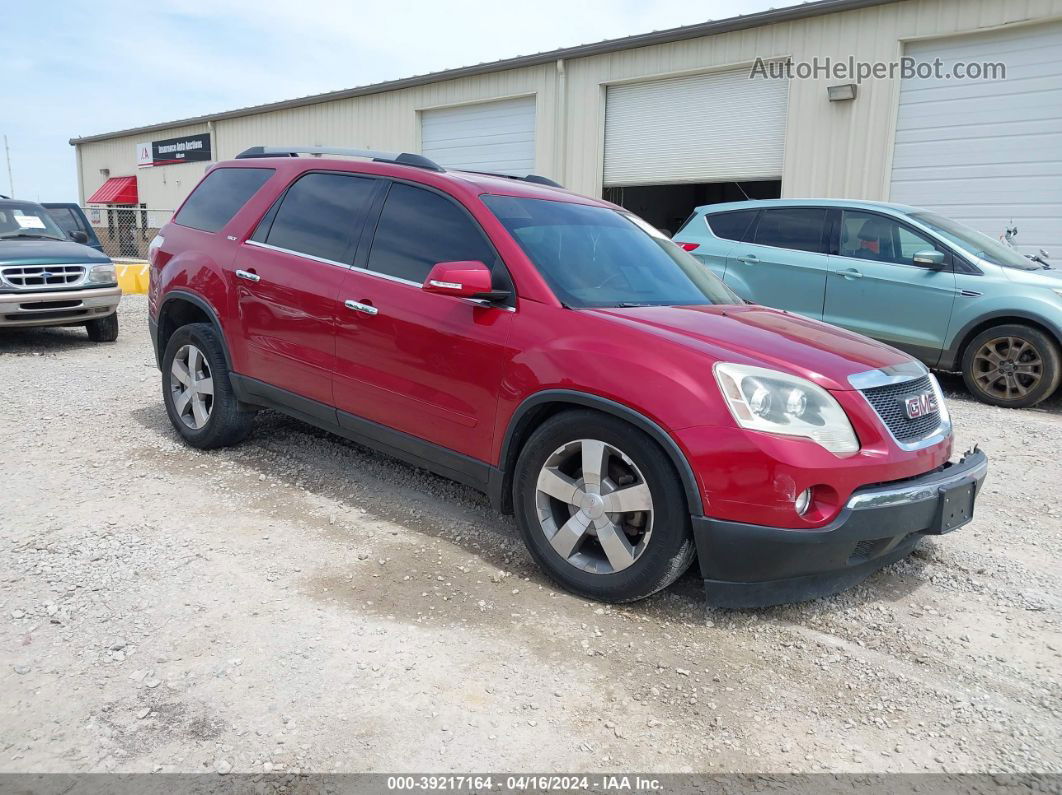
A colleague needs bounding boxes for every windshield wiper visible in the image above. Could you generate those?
[0,233,64,241]
[615,302,657,308]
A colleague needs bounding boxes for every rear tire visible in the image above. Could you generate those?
[86,312,119,342]
[161,322,256,449]
[513,410,695,603]
[961,324,1060,408]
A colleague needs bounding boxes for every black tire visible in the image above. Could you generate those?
[161,322,256,449]
[512,409,695,603]
[961,324,1061,408]
[86,311,119,342]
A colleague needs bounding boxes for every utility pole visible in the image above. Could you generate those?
[3,135,12,197]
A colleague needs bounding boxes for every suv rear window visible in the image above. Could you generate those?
[752,208,828,254]
[175,167,274,233]
[707,209,757,242]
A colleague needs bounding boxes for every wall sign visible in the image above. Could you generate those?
[136,133,212,167]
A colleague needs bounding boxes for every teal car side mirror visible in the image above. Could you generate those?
[912,249,946,268]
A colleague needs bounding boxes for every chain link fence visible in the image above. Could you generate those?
[81,206,173,260]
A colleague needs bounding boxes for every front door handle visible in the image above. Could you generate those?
[235,269,260,283]
[736,254,759,264]
[344,299,379,316]
[836,268,863,279]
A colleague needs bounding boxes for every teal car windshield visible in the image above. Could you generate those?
[484,195,740,309]
[909,211,1041,270]
[0,201,67,241]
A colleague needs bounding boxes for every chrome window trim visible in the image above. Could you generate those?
[243,239,515,310]
[244,239,351,270]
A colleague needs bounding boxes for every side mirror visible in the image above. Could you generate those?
[69,230,89,244]
[912,249,945,268]
[423,261,509,302]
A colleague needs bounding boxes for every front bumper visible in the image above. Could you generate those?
[692,448,988,608]
[0,286,121,328]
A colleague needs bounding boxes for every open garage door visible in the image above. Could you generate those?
[420,96,536,174]
[890,22,1062,257]
[603,67,789,187]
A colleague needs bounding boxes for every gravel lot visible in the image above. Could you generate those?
[2,295,1060,775]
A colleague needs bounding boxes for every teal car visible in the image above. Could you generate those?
[673,199,1062,408]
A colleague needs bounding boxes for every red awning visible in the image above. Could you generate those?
[87,176,139,205]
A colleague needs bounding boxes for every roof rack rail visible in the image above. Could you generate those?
[234,146,444,172]
[458,169,564,189]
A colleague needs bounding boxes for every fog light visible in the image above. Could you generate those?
[795,488,813,516]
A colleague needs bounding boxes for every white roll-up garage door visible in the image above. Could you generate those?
[890,22,1062,256]
[603,67,789,186]
[420,96,536,173]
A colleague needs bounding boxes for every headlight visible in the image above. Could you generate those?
[713,363,860,454]
[86,263,116,284]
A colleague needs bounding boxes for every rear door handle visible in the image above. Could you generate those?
[344,299,379,316]
[235,269,260,283]
[836,268,863,279]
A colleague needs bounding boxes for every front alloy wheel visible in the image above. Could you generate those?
[513,410,695,603]
[962,323,1061,408]
[535,439,654,574]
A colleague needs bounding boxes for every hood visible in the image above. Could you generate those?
[0,238,111,265]
[1000,262,1062,287]
[588,304,914,391]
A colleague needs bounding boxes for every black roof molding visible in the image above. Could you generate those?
[69,0,896,145]
[234,145,444,171]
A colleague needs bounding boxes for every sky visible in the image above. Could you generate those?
[0,0,797,203]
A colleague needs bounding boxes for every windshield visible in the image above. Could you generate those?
[908,211,1040,270]
[482,195,740,308]
[0,201,67,241]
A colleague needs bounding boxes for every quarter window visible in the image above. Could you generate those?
[175,168,274,233]
[366,183,496,283]
[752,208,828,254]
[257,173,378,263]
[707,209,758,242]
[839,210,944,267]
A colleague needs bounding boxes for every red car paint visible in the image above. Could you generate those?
[149,156,952,533]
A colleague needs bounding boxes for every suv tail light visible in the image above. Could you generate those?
[675,241,700,252]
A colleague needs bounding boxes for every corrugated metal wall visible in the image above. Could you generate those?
[75,0,1062,208]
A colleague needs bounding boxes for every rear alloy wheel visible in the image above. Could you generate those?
[162,322,256,449]
[962,324,1061,408]
[513,410,695,602]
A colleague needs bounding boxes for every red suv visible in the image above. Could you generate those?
[148,147,987,606]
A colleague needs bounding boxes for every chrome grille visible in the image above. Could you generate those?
[1,264,86,289]
[860,375,941,442]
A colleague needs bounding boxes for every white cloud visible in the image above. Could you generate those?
[4,0,789,201]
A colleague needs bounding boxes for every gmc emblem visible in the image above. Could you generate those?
[903,392,937,419]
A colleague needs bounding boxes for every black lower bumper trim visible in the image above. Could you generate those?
[692,448,988,608]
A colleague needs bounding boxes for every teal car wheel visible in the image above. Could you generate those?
[962,324,1061,408]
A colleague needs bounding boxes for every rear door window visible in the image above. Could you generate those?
[175,167,274,233]
[707,209,758,242]
[365,183,497,284]
[752,208,829,254]
[255,172,378,264]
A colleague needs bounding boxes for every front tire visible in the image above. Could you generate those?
[162,322,256,449]
[513,410,695,603]
[961,324,1061,408]
[86,312,119,342]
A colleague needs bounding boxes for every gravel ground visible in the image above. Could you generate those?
[1,294,1060,775]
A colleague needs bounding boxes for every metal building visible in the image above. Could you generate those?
[70,0,1062,255]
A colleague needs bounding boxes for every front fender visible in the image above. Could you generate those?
[942,292,1062,369]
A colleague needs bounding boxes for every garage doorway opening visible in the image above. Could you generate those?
[604,180,781,236]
